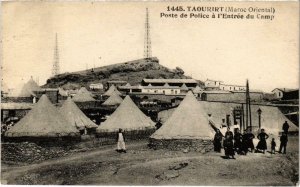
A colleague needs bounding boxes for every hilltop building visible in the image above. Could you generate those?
[119,79,198,96]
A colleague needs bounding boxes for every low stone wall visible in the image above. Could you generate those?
[96,128,156,145]
[3,136,81,146]
[149,138,214,152]
[1,142,77,164]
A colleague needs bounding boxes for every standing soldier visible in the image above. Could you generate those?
[271,138,276,154]
[279,132,288,154]
[234,129,243,154]
[241,130,249,155]
[282,121,289,134]
[223,127,235,159]
[213,129,223,153]
[246,128,255,152]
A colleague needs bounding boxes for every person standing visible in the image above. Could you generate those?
[223,127,235,159]
[241,130,249,155]
[282,121,289,134]
[116,128,126,153]
[271,138,276,154]
[234,129,243,154]
[246,128,255,152]
[279,132,288,154]
[256,129,269,154]
[213,129,223,153]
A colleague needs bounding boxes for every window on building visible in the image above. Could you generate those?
[163,90,165,94]
[175,90,177,94]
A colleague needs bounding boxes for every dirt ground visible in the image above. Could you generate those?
[1,136,299,185]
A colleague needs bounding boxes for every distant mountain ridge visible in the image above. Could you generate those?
[44,57,204,89]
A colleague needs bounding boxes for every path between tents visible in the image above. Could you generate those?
[1,142,147,183]
[2,138,298,185]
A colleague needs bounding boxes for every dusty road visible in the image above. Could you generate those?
[1,137,299,185]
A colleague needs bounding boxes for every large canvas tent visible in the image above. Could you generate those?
[200,101,298,135]
[151,91,214,140]
[103,85,121,96]
[158,101,298,136]
[5,95,80,139]
[97,95,155,132]
[102,91,123,106]
[97,95,155,143]
[59,97,98,131]
[150,91,214,151]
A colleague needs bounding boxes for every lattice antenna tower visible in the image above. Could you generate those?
[144,8,152,59]
[52,33,60,77]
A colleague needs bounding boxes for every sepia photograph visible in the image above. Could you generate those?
[0,1,299,186]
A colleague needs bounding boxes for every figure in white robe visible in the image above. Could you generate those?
[117,128,126,153]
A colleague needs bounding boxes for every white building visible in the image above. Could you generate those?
[204,79,223,91]
[205,79,246,91]
[220,84,246,91]
[89,83,104,90]
[141,83,181,95]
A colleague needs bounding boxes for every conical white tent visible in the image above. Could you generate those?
[60,97,98,130]
[103,85,121,96]
[18,78,41,97]
[77,87,94,97]
[5,95,80,137]
[97,95,155,132]
[151,91,214,140]
[72,87,95,102]
[102,91,123,106]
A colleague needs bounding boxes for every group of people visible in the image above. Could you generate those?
[213,121,290,159]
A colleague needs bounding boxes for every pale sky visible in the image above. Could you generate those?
[1,2,299,92]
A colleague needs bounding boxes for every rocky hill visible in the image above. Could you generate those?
[44,57,203,89]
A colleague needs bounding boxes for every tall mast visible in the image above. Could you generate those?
[144,8,152,59]
[52,33,60,77]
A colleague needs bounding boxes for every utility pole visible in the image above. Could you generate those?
[245,79,252,131]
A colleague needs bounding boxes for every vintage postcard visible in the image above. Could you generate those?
[1,1,299,186]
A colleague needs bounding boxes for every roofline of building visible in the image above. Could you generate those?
[205,79,224,82]
[271,88,299,92]
[219,83,246,87]
[143,79,197,83]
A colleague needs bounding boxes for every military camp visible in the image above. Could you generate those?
[1,3,299,186]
